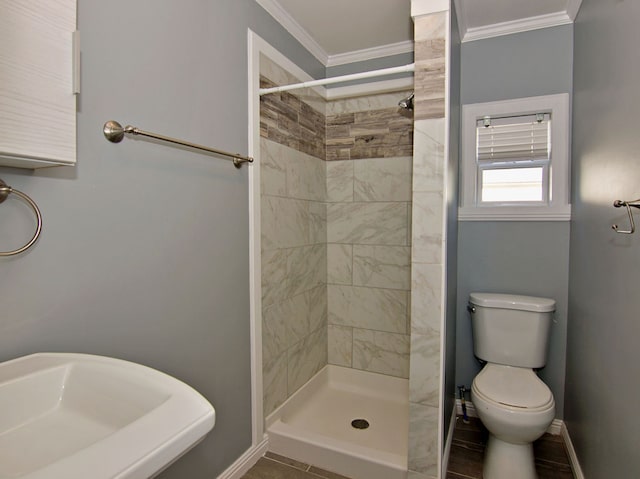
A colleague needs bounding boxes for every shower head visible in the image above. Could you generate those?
[398,93,414,111]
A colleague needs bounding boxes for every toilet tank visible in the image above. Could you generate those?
[469,293,555,368]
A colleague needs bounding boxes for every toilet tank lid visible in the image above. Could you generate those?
[469,293,555,312]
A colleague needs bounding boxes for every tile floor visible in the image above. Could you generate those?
[241,452,351,479]
[242,417,575,479]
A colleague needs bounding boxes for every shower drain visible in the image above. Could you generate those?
[351,418,370,430]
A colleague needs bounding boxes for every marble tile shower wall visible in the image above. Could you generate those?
[408,11,448,479]
[260,55,416,416]
[260,59,328,417]
[325,93,414,379]
[326,157,412,378]
[261,137,328,417]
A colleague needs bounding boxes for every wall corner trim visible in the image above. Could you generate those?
[216,437,269,479]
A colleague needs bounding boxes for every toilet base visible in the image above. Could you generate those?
[483,434,537,479]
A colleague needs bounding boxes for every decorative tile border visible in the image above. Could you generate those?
[414,13,447,121]
[259,70,413,162]
[326,108,413,160]
[260,76,326,161]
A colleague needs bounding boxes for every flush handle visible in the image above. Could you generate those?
[467,304,476,314]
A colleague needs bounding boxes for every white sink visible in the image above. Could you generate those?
[0,353,215,479]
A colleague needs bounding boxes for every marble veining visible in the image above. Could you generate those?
[328,284,407,334]
[327,202,409,246]
[412,120,446,193]
[352,329,410,378]
[353,157,413,202]
[408,403,439,476]
[352,245,411,291]
[326,160,354,203]
[409,333,441,407]
[327,324,353,368]
[261,248,290,309]
[261,196,310,251]
[327,243,353,285]
[411,191,444,264]
[263,351,288,416]
[287,326,328,394]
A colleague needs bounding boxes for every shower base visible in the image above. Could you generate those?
[266,365,409,479]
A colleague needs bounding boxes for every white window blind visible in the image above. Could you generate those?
[460,94,571,221]
[476,113,551,164]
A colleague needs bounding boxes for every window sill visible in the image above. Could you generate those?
[458,205,571,221]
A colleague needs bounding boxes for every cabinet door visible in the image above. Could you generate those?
[0,1,77,168]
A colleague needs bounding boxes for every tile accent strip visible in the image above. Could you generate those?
[414,14,447,121]
[326,108,413,161]
[260,76,326,161]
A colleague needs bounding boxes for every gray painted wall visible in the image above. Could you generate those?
[460,25,574,105]
[568,0,640,476]
[457,25,573,418]
[0,1,321,478]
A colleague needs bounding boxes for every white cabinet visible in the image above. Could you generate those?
[0,1,77,168]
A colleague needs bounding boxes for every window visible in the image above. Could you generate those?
[460,94,571,221]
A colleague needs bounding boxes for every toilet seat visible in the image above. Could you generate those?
[472,364,553,411]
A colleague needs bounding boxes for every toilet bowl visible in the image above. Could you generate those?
[471,364,555,479]
[468,293,556,479]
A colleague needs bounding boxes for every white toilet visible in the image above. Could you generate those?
[468,293,556,479]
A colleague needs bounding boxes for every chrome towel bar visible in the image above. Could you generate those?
[0,179,42,256]
[103,121,253,168]
[612,199,640,234]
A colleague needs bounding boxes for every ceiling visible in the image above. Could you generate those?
[256,0,582,66]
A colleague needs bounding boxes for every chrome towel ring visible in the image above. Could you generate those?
[0,179,42,256]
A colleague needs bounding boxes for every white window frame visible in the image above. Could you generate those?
[459,93,571,221]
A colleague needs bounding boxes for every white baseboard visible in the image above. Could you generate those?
[561,422,585,479]
[441,406,457,478]
[217,437,269,479]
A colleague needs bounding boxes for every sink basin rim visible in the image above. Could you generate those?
[0,352,215,479]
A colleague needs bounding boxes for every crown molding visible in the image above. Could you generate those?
[326,40,414,67]
[461,11,574,43]
[258,0,414,67]
[255,0,328,65]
